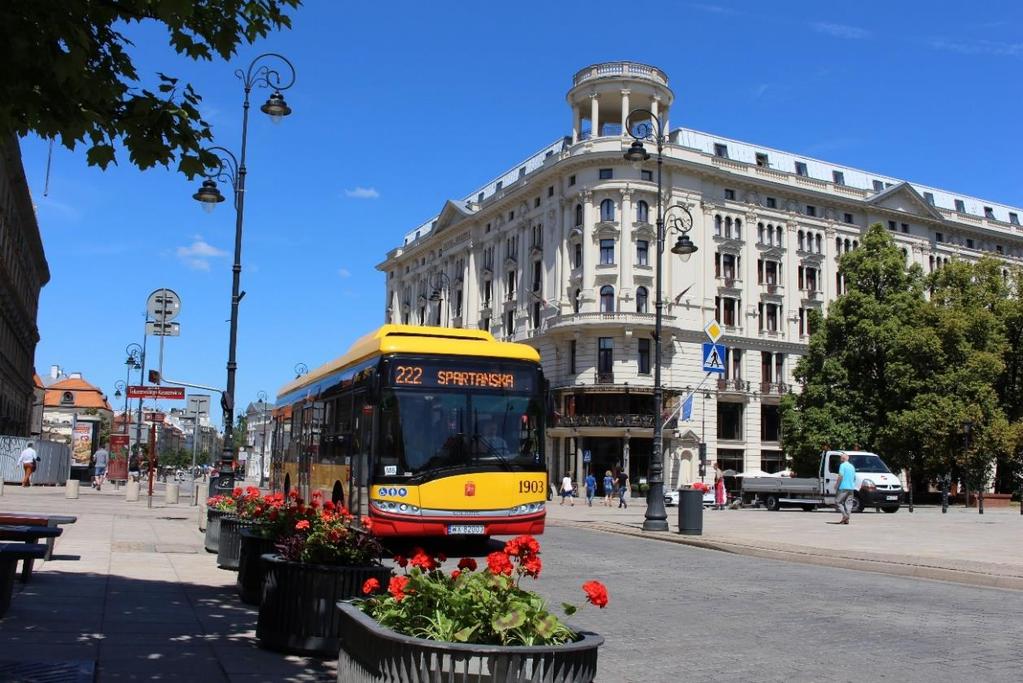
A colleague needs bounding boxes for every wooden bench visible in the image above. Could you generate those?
[0,526,63,582]
[0,543,46,618]
[0,514,77,561]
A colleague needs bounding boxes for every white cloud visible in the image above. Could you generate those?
[344,186,380,199]
[927,38,1023,57]
[811,21,870,40]
[176,236,227,270]
[338,268,351,278]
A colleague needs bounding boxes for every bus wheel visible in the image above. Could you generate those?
[331,481,345,506]
[284,474,291,496]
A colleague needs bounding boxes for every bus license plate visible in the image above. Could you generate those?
[448,525,485,535]
[886,495,898,501]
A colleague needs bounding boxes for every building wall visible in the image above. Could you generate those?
[0,136,50,436]
[378,63,1023,492]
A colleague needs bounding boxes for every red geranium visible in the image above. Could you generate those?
[486,551,514,576]
[582,580,609,608]
[450,569,461,580]
[457,557,477,571]
[520,555,542,578]
[504,534,541,558]
[362,578,381,594]
[393,554,408,568]
[409,548,436,572]
[295,519,310,531]
[388,575,410,602]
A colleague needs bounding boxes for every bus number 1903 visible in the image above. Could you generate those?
[518,479,545,494]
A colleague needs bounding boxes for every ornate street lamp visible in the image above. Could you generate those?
[191,53,296,496]
[624,109,698,532]
[429,271,451,324]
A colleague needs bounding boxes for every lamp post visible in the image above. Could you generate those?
[114,381,127,431]
[257,390,269,488]
[429,271,451,325]
[125,343,144,459]
[624,109,698,532]
[192,53,296,495]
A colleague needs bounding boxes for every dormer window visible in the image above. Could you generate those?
[61,391,74,405]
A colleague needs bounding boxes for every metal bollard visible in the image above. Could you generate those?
[677,488,704,535]
[126,481,140,502]
[198,499,208,531]
[165,482,180,504]
[65,479,80,499]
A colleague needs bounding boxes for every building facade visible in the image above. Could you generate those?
[0,136,50,436]
[378,62,1023,493]
[40,369,113,470]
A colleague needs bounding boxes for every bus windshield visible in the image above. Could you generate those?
[378,388,543,478]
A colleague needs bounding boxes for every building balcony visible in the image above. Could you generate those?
[595,370,614,384]
[802,289,822,301]
[760,382,791,396]
[546,311,668,332]
[572,61,669,87]
[762,283,783,296]
[716,378,748,394]
[718,276,742,291]
[713,233,745,248]
[554,413,655,429]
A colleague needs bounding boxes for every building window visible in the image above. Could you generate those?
[599,168,613,180]
[568,175,576,186]
[518,167,526,178]
[761,406,781,442]
[714,143,729,158]
[572,288,581,313]
[873,180,884,192]
[599,285,615,313]
[505,309,515,335]
[638,338,651,375]
[480,316,489,331]
[966,238,975,249]
[806,205,816,217]
[548,185,554,197]
[888,220,896,231]
[506,270,516,299]
[534,196,541,208]
[636,286,648,313]
[717,403,743,441]
[795,161,808,176]
[984,206,995,220]
[574,243,583,269]
[724,188,735,200]
[766,197,777,209]
[573,203,585,227]
[477,192,484,203]
[597,337,613,374]
[483,280,492,306]
[495,181,503,191]
[721,297,737,327]
[843,213,854,224]
[599,239,615,264]
[1010,212,1020,225]
[924,191,935,205]
[532,260,542,291]
[636,240,649,266]
[954,198,966,213]
[569,340,577,373]
[901,223,909,233]
[935,232,943,243]
[641,169,653,181]
[636,200,649,223]
[832,170,845,185]
[755,152,769,167]
[532,301,541,329]
[599,198,615,222]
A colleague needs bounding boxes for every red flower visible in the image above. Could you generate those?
[450,570,461,580]
[521,555,542,578]
[288,490,299,500]
[409,548,436,571]
[295,519,310,531]
[388,575,409,601]
[582,580,609,608]
[457,557,477,571]
[323,500,336,512]
[504,535,541,558]
[312,490,323,499]
[232,487,243,497]
[268,509,279,521]
[362,578,380,594]
[437,552,447,563]
[393,554,408,568]
[360,515,373,531]
[486,551,514,576]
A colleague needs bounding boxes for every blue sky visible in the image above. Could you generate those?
[21,0,1023,427]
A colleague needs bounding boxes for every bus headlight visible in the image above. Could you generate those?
[371,499,421,515]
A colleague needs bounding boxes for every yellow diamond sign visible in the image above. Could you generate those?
[704,320,723,343]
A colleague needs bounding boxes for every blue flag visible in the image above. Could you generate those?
[681,394,694,422]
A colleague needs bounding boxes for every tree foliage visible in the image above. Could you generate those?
[0,0,300,176]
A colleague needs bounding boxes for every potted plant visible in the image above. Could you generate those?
[256,491,389,657]
[340,536,606,682]
[204,493,236,553]
[216,486,263,570]
[235,491,288,605]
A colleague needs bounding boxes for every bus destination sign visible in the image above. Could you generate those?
[391,362,534,391]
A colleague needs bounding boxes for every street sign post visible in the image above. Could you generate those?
[127,386,185,400]
[702,342,727,374]
[146,289,181,322]
[145,321,181,337]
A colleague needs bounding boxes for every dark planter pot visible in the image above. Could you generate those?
[236,527,277,605]
[204,509,233,554]
[217,516,256,570]
[335,600,603,682]
[257,554,392,657]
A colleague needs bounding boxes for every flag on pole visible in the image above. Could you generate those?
[681,394,694,422]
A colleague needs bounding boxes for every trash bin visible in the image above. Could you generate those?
[677,488,703,535]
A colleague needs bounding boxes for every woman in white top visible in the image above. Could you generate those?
[560,474,575,506]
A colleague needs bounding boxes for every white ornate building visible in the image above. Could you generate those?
[378,62,1023,494]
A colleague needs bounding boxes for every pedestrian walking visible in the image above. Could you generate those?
[616,469,629,509]
[128,453,141,482]
[560,473,575,506]
[18,441,38,487]
[584,471,597,506]
[602,470,614,506]
[92,443,109,490]
[713,462,726,510]
[830,452,857,524]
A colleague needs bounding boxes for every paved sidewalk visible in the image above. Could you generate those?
[0,484,334,682]
[546,495,1023,589]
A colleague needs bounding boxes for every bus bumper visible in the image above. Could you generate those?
[369,510,546,537]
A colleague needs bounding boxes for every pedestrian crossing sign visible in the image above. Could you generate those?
[702,342,726,374]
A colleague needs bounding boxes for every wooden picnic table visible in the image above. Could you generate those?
[0,543,46,618]
[0,514,77,561]
[0,525,62,582]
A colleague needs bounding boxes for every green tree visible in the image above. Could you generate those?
[233,414,248,452]
[0,0,299,176]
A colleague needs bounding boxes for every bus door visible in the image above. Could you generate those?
[350,391,373,518]
[299,403,314,500]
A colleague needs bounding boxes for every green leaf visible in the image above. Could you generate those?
[561,602,577,616]
[492,609,525,632]
[86,144,116,169]
[453,625,477,642]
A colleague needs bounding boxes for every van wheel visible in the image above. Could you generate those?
[882,506,899,513]
[331,481,345,506]
[764,494,781,511]
[850,495,864,514]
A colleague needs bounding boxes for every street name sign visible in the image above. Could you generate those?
[702,342,727,375]
[145,321,181,337]
[127,386,186,400]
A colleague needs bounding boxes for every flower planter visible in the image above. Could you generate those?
[236,527,277,605]
[204,508,233,554]
[217,516,257,570]
[257,554,392,657]
[335,600,603,682]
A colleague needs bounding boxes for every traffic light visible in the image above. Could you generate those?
[148,369,161,385]
[698,442,707,478]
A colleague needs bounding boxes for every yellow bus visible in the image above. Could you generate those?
[271,324,548,538]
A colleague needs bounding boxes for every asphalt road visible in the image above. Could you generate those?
[500,525,1023,683]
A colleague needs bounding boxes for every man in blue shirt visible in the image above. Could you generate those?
[832,453,857,525]
[584,472,597,506]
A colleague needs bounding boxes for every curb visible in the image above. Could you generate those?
[549,519,1023,591]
